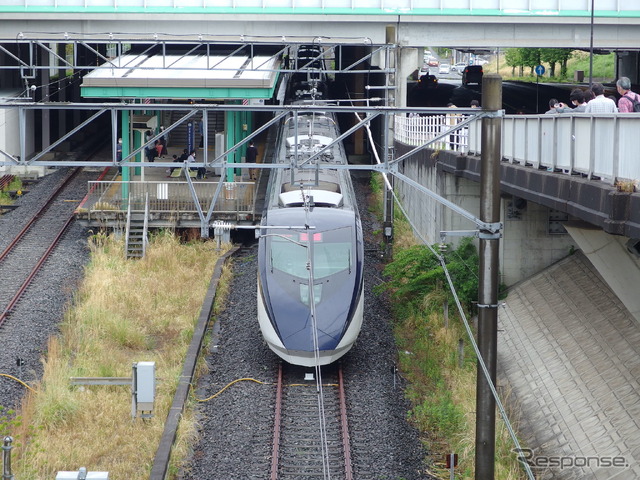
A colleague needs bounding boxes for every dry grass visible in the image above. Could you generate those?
[11,231,231,479]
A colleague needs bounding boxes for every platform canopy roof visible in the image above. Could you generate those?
[81,53,280,100]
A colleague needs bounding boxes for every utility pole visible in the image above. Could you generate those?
[475,74,502,480]
[589,0,595,89]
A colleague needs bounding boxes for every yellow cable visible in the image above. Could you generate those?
[194,378,339,402]
[0,373,37,393]
[195,378,270,402]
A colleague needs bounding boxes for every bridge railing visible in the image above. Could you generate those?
[83,180,256,221]
[394,113,470,153]
[396,113,640,186]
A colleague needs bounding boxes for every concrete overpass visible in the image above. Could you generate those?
[1,0,640,49]
[3,0,640,117]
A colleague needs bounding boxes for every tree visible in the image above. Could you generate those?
[504,48,522,77]
[540,48,573,77]
[519,48,541,76]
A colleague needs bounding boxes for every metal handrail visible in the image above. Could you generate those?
[84,180,256,217]
[395,113,640,186]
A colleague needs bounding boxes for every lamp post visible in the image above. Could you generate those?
[589,0,595,89]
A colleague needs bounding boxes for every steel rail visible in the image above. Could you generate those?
[0,214,74,326]
[0,168,80,263]
[337,366,353,480]
[270,363,284,480]
[271,364,351,480]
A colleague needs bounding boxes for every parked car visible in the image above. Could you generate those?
[451,62,467,72]
[438,63,450,74]
[462,65,483,86]
[418,74,438,88]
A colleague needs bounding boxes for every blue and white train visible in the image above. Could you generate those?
[257,71,364,367]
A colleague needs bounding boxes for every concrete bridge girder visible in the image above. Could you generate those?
[3,14,640,50]
[565,224,640,323]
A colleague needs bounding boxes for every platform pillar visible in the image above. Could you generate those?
[121,110,130,200]
[225,105,240,182]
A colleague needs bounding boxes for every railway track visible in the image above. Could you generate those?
[271,363,353,480]
[0,168,90,326]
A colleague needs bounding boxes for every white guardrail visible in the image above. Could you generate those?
[394,113,640,186]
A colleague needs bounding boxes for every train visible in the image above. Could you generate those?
[257,52,364,367]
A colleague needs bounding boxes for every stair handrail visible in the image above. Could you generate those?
[124,191,132,259]
[142,192,149,258]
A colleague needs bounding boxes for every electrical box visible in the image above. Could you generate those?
[133,361,155,418]
[56,468,109,479]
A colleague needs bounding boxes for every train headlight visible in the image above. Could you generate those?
[300,283,322,305]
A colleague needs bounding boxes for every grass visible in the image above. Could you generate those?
[483,50,616,84]
[0,177,23,205]
[370,172,527,479]
[8,231,232,479]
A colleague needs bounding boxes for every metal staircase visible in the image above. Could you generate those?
[125,193,149,259]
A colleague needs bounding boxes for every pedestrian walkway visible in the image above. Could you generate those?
[498,251,640,480]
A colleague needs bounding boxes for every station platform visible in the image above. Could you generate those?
[75,145,263,231]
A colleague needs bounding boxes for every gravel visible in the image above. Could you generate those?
[0,168,92,411]
[181,171,433,480]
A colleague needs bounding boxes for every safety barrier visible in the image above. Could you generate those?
[83,180,256,222]
[394,113,470,153]
[395,113,640,186]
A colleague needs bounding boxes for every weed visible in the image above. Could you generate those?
[374,197,526,478]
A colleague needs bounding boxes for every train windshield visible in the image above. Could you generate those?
[269,227,352,280]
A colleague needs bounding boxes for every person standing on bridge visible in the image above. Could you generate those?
[585,83,618,113]
[616,77,640,113]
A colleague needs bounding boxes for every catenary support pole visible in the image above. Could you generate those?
[475,74,502,480]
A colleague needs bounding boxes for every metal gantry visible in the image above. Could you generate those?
[0,35,391,77]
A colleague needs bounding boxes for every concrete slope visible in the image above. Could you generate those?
[498,251,640,480]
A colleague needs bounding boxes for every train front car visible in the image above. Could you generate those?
[258,207,363,366]
[257,106,364,367]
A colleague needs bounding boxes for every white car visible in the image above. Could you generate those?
[452,62,467,72]
[418,63,430,77]
[438,63,450,74]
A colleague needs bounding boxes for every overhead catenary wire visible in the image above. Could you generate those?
[301,183,333,480]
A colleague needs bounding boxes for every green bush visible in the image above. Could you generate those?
[377,237,478,313]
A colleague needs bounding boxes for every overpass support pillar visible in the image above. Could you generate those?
[397,46,418,109]
[617,52,640,85]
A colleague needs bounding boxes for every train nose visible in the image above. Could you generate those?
[299,283,322,305]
